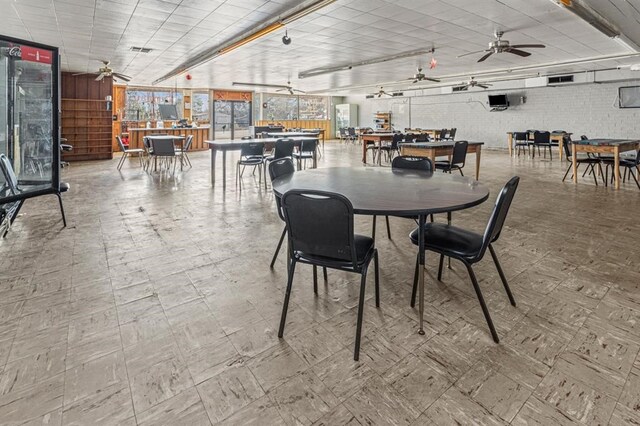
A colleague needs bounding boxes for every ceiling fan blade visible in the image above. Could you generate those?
[425,77,440,82]
[454,85,469,91]
[458,49,489,58]
[506,48,531,57]
[477,84,490,89]
[233,82,289,89]
[510,44,545,49]
[95,73,106,82]
[113,72,131,82]
[412,79,418,84]
[292,89,306,93]
[478,51,494,62]
[72,72,95,76]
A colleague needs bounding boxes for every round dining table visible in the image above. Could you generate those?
[272,167,490,334]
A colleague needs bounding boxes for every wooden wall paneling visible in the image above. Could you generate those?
[255,119,332,140]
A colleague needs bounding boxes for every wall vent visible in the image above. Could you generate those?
[452,86,467,92]
[548,75,574,84]
[392,92,403,97]
[130,46,153,53]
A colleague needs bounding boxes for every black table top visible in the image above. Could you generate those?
[266,132,320,137]
[272,167,490,216]
[571,138,640,146]
[205,136,318,150]
[400,141,484,149]
[145,135,185,140]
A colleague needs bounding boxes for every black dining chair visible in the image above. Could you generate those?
[278,189,379,360]
[435,141,468,175]
[513,132,529,157]
[561,136,602,185]
[532,131,552,159]
[404,133,416,143]
[620,149,640,189]
[379,133,403,163]
[149,138,178,172]
[409,176,520,343]
[263,138,296,189]
[415,133,429,142]
[176,135,193,168]
[372,156,433,240]
[438,129,448,141]
[292,139,317,170]
[236,142,264,189]
[447,128,457,141]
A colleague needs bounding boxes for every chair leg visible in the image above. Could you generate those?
[372,215,377,240]
[270,227,286,268]
[459,168,464,177]
[56,193,67,227]
[464,262,499,343]
[353,266,369,361]
[630,167,640,189]
[385,216,391,239]
[278,259,297,337]
[591,164,598,186]
[488,245,516,306]
[117,152,127,170]
[313,266,318,294]
[323,267,328,282]
[411,253,419,308]
[374,249,380,308]
[562,163,572,182]
[437,254,444,281]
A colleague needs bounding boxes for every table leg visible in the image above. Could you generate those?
[211,149,216,186]
[313,147,318,169]
[222,151,227,191]
[507,133,513,157]
[429,151,436,168]
[418,213,426,335]
[572,143,578,184]
[378,144,382,165]
[558,138,563,161]
[362,141,367,164]
[475,146,481,180]
[614,146,620,189]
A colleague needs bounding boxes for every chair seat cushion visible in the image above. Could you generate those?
[409,223,483,260]
[126,148,145,153]
[293,152,314,159]
[296,234,374,267]
[239,158,263,165]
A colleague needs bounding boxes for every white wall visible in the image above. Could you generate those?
[345,79,640,149]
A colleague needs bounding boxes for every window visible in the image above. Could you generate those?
[263,94,328,120]
[124,89,183,121]
[192,91,210,124]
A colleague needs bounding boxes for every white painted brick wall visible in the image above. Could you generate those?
[345,79,640,149]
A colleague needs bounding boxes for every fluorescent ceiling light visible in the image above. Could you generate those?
[550,0,619,38]
[153,0,337,84]
[299,49,434,79]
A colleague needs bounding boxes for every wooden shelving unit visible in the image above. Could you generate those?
[61,98,113,161]
[374,111,391,131]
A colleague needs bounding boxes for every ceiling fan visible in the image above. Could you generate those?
[453,77,492,91]
[73,60,131,82]
[232,80,305,95]
[405,68,440,83]
[366,87,394,98]
[458,31,545,62]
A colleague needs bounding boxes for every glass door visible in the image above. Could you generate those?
[213,100,252,140]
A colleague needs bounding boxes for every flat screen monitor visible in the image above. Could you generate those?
[618,86,640,108]
[488,94,508,107]
[158,104,180,120]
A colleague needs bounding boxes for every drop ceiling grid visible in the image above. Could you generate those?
[0,0,634,91]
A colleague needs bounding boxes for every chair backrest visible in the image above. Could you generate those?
[391,133,404,147]
[404,133,415,143]
[348,127,356,137]
[269,158,295,221]
[451,141,468,166]
[415,133,429,142]
[514,132,528,141]
[184,135,193,151]
[391,156,433,171]
[562,135,573,161]
[449,128,457,140]
[339,127,348,137]
[439,129,448,140]
[580,135,589,140]
[534,131,551,144]
[281,189,357,266]
[240,142,264,157]
[478,176,520,259]
[273,139,296,159]
[151,139,175,156]
[300,139,317,153]
[116,136,127,152]
[0,154,18,193]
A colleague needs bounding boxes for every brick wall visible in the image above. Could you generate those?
[345,79,640,149]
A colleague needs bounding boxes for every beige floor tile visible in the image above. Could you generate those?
[619,367,640,413]
[0,345,66,396]
[8,324,68,363]
[120,311,172,348]
[381,354,451,413]
[0,374,64,425]
[311,404,361,426]
[67,307,118,346]
[268,370,340,425]
[116,295,163,325]
[64,351,128,406]
[16,304,69,336]
[113,281,155,306]
[216,395,286,426]
[418,386,506,425]
[312,348,377,401]
[358,329,410,376]
[66,327,121,369]
[62,382,134,426]
[0,301,24,325]
[511,396,578,426]
[609,402,640,426]
[288,323,345,366]
[245,343,308,391]
[227,320,280,358]
[20,408,62,426]
[197,365,265,423]
[137,387,211,426]
[505,317,569,367]
[184,335,242,385]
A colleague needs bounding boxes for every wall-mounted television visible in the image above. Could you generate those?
[618,86,640,108]
[488,94,509,108]
[158,104,180,120]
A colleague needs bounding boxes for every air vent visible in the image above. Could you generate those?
[130,46,153,53]
[548,75,574,84]
[452,86,466,92]
[392,92,403,97]
[365,95,374,99]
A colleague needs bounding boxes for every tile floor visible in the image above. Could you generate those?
[0,143,639,425]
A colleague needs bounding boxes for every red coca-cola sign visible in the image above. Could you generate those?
[20,46,53,64]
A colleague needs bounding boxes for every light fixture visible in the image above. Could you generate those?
[549,0,618,38]
[282,30,291,45]
[613,35,640,52]
[299,49,435,79]
[153,0,337,84]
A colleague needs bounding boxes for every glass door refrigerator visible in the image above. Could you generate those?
[0,35,60,234]
[335,104,358,138]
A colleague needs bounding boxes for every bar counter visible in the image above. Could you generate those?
[128,127,211,151]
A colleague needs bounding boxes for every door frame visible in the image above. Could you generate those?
[212,99,252,140]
